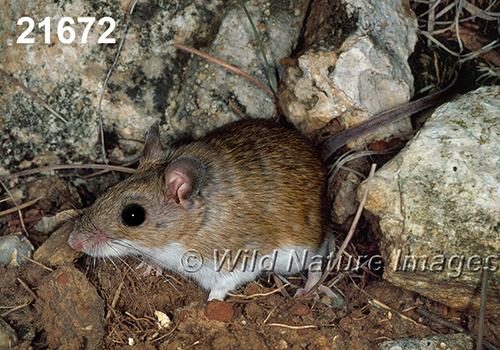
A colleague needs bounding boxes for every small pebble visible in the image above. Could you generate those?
[204,300,236,322]
[0,234,34,267]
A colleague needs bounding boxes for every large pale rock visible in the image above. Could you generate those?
[166,0,306,139]
[277,0,419,225]
[0,0,233,171]
[360,86,500,315]
[279,0,417,140]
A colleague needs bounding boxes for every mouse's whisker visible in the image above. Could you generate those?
[105,257,137,302]
[111,256,157,316]
[106,240,185,298]
[102,257,119,295]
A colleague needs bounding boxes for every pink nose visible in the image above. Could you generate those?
[68,231,84,251]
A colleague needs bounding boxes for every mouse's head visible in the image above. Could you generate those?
[68,123,206,258]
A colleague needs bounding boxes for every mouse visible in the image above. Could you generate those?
[68,118,334,301]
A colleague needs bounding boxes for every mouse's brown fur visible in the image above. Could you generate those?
[70,118,330,299]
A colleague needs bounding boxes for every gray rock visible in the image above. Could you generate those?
[360,85,500,315]
[1,0,418,176]
[0,318,19,350]
[279,0,417,140]
[0,234,34,267]
[380,333,473,350]
[0,0,228,170]
[165,0,305,139]
[276,0,419,225]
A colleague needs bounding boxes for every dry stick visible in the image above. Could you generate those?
[0,164,135,181]
[267,324,317,329]
[172,43,275,98]
[98,0,139,165]
[22,256,53,272]
[0,68,68,124]
[17,278,38,301]
[262,304,280,325]
[0,302,32,318]
[0,198,39,217]
[347,277,435,332]
[302,163,377,298]
[106,281,125,322]
[152,321,180,342]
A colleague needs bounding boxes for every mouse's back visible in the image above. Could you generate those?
[168,118,329,254]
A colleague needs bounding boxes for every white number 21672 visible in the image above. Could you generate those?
[17,17,116,44]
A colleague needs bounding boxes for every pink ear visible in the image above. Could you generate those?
[164,156,205,207]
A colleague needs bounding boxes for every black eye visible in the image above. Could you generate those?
[122,204,146,226]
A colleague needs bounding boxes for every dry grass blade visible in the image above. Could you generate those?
[0,68,68,124]
[238,0,278,94]
[415,0,500,64]
[302,163,377,298]
[417,29,462,56]
[173,43,275,97]
[0,164,135,181]
[416,306,498,350]
[98,0,139,165]
[462,1,500,21]
[0,198,39,217]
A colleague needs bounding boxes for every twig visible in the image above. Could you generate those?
[227,283,290,299]
[0,68,68,124]
[106,281,125,322]
[0,198,39,217]
[0,302,31,317]
[173,43,274,97]
[302,163,377,298]
[98,0,139,165]
[416,307,498,350]
[24,256,54,272]
[0,164,135,181]
[17,278,38,301]
[262,304,280,325]
[477,269,488,350]
[267,323,317,329]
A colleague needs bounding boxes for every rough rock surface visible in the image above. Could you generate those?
[279,0,417,140]
[165,0,306,139]
[359,85,500,315]
[0,0,228,170]
[380,333,474,350]
[0,0,308,172]
[36,264,105,349]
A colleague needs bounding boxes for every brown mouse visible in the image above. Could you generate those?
[68,119,334,300]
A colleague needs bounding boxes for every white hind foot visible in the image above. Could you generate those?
[136,261,163,276]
